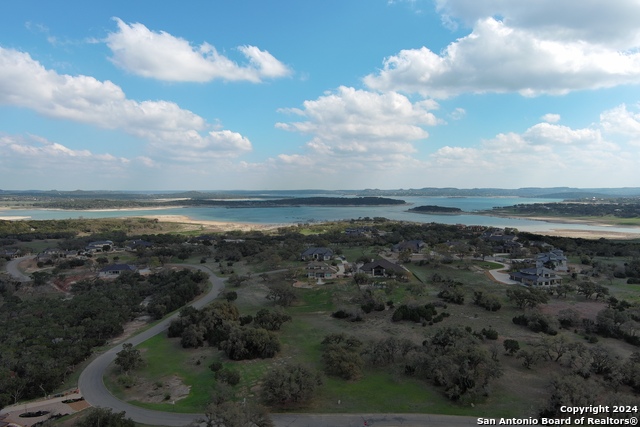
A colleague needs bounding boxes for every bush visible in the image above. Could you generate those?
[261,364,322,407]
[224,291,238,302]
[332,309,351,319]
[361,302,375,313]
[473,291,502,311]
[239,315,253,326]
[392,304,438,322]
[481,328,499,340]
[216,368,241,385]
[117,375,136,388]
[209,361,223,372]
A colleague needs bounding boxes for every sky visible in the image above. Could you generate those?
[1,0,640,191]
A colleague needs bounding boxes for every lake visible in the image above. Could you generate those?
[2,196,639,236]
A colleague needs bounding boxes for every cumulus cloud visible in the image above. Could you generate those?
[0,46,252,161]
[449,107,466,120]
[601,104,640,136]
[276,86,438,155]
[106,18,291,83]
[541,113,561,123]
[0,133,135,175]
[253,86,440,187]
[364,18,640,98]
[435,0,640,48]
[429,119,635,187]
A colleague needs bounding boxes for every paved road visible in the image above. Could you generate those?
[78,265,481,427]
[5,255,34,282]
[78,264,223,426]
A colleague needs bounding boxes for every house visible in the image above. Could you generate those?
[301,247,334,261]
[502,240,524,254]
[306,261,338,279]
[0,248,22,259]
[345,226,377,236]
[98,263,137,278]
[484,233,517,243]
[536,249,568,271]
[190,235,215,245]
[36,247,63,262]
[509,267,562,286]
[358,259,406,278]
[86,240,114,253]
[392,240,426,253]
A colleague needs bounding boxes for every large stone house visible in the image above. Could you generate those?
[98,263,137,278]
[509,267,562,286]
[86,240,114,253]
[358,259,406,278]
[306,262,338,279]
[392,240,426,253]
[301,247,334,261]
[536,249,568,271]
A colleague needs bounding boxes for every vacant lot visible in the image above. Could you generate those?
[100,232,640,420]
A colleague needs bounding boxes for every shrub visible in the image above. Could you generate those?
[209,361,223,372]
[224,291,238,302]
[332,309,351,319]
[481,328,499,340]
[117,375,136,388]
[216,368,241,385]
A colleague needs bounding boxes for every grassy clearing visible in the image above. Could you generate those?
[289,286,336,314]
[107,333,217,413]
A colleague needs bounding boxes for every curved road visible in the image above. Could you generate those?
[79,264,221,426]
[5,255,34,282]
[76,265,479,427]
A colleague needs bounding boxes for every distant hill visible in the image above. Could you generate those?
[2,187,640,200]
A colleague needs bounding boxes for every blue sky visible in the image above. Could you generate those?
[2,0,640,191]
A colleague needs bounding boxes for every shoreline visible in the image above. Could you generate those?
[3,209,640,239]
[136,215,285,232]
[477,212,640,228]
[142,215,640,239]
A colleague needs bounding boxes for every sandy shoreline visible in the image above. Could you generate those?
[2,210,640,239]
[144,215,640,239]
[532,229,640,240]
[137,215,284,232]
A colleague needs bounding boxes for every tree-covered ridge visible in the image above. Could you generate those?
[408,205,463,214]
[29,196,406,210]
[0,218,167,241]
[0,268,207,408]
[491,202,640,218]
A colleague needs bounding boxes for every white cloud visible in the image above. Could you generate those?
[435,0,640,48]
[600,104,640,136]
[0,46,252,161]
[449,107,466,120]
[106,18,291,83]
[251,86,441,188]
[0,134,133,174]
[364,18,640,98]
[429,119,635,187]
[248,106,638,189]
[541,113,561,123]
[276,86,438,155]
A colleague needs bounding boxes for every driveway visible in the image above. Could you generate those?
[485,259,517,285]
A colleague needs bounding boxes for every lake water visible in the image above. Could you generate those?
[2,196,640,235]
